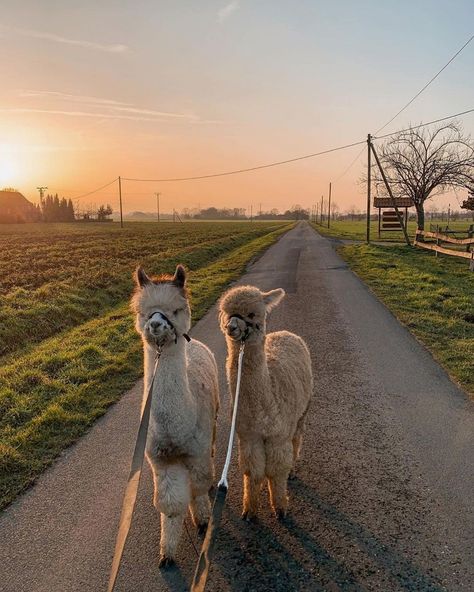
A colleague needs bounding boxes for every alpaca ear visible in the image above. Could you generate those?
[262,288,285,311]
[135,266,151,288]
[173,264,186,289]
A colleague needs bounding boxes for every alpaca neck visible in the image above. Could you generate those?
[144,340,197,452]
[227,336,271,399]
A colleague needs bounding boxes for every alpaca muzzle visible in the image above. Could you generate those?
[146,311,191,346]
[226,314,256,342]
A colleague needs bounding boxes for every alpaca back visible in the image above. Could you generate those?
[266,330,312,435]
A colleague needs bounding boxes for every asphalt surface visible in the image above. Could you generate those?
[1,221,473,592]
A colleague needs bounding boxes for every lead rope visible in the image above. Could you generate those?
[191,341,245,592]
[107,348,162,592]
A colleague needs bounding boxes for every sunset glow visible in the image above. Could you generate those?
[1,2,473,213]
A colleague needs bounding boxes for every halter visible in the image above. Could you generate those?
[148,310,191,343]
[228,313,260,342]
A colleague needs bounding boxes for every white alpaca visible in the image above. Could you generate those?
[219,285,312,520]
[132,265,219,567]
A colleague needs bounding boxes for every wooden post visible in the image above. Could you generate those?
[328,182,332,229]
[155,192,160,222]
[378,208,381,238]
[118,176,123,228]
[367,134,371,244]
[370,142,410,246]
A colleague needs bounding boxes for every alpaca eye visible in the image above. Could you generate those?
[248,313,255,319]
[173,309,180,316]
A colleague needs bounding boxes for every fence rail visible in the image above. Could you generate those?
[414,229,474,269]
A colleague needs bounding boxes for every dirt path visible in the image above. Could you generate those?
[1,221,472,591]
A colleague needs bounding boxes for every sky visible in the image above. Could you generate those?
[0,0,473,214]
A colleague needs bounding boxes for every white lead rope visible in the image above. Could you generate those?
[218,341,245,489]
[191,341,245,592]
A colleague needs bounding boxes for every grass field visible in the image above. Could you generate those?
[338,243,473,396]
[312,218,473,242]
[0,220,293,508]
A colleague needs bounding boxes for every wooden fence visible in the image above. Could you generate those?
[414,228,474,270]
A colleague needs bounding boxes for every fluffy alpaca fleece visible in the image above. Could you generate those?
[219,285,312,520]
[131,265,219,567]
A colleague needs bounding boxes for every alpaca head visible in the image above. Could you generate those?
[219,285,285,343]
[131,264,191,348]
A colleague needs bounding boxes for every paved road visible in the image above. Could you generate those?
[1,222,473,592]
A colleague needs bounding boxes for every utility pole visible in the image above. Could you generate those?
[157,192,161,222]
[366,134,371,244]
[118,176,123,228]
[320,195,323,225]
[36,186,47,206]
[259,203,262,217]
[328,182,332,229]
[250,205,253,222]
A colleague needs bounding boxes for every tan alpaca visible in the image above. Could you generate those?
[131,265,219,567]
[219,285,312,520]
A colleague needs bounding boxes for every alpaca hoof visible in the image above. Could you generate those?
[158,555,175,569]
[241,511,257,523]
[276,508,287,521]
[197,522,208,536]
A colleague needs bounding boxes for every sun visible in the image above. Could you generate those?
[0,147,20,187]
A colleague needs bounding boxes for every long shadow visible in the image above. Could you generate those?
[210,505,363,591]
[289,477,446,592]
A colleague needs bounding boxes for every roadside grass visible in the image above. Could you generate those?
[0,221,285,358]
[0,223,291,509]
[312,218,473,242]
[339,243,474,396]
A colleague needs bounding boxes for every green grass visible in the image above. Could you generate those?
[0,222,292,509]
[312,218,473,243]
[0,221,287,358]
[338,243,474,396]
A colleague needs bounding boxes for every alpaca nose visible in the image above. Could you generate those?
[149,319,162,331]
[227,318,241,336]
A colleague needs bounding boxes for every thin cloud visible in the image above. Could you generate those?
[1,108,223,125]
[17,90,204,122]
[2,25,128,53]
[218,1,240,22]
[19,90,131,107]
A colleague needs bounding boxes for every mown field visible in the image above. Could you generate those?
[311,218,473,396]
[312,218,473,242]
[0,220,293,508]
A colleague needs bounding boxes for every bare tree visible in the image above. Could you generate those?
[375,122,474,230]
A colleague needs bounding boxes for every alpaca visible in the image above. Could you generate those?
[132,264,219,567]
[219,285,312,520]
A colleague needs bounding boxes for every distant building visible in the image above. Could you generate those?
[0,189,40,223]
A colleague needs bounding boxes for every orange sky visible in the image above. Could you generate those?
[1,2,473,214]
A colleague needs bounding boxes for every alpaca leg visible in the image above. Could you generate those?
[290,407,308,479]
[159,514,184,567]
[150,461,190,566]
[239,437,265,520]
[265,439,293,519]
[187,453,213,533]
[190,494,211,535]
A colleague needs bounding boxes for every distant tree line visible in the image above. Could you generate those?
[41,194,75,222]
[181,204,309,220]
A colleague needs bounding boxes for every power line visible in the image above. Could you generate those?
[373,107,474,139]
[375,34,473,135]
[121,140,366,183]
[334,33,474,181]
[335,106,474,181]
[71,178,118,200]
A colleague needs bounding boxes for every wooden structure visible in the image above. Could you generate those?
[374,196,413,238]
